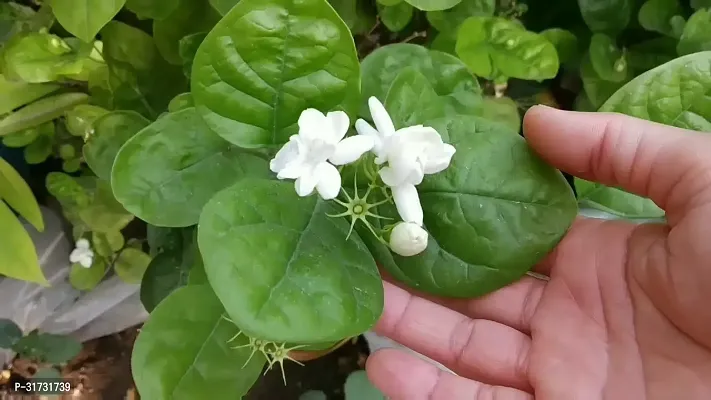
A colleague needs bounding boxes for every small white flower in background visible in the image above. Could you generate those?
[270,109,375,200]
[356,96,456,226]
[69,238,94,268]
[389,222,428,257]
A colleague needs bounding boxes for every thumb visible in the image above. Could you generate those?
[523,105,711,223]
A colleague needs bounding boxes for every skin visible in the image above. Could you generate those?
[365,106,711,399]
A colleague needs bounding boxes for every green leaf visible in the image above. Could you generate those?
[132,285,266,399]
[455,16,559,81]
[191,0,361,148]
[114,248,152,284]
[426,0,495,34]
[1,33,94,83]
[678,9,711,56]
[0,319,23,349]
[691,0,711,9]
[65,104,109,137]
[125,0,179,20]
[589,34,628,82]
[76,179,135,233]
[638,0,682,36]
[0,93,89,137]
[147,226,185,256]
[539,28,579,66]
[168,93,194,112]
[46,172,91,210]
[83,111,150,181]
[198,179,383,343]
[112,108,270,227]
[384,69,447,128]
[0,74,59,116]
[575,178,664,218]
[23,127,54,165]
[404,0,461,11]
[0,157,43,230]
[153,0,221,65]
[140,233,198,312]
[2,127,39,148]
[13,332,82,364]
[360,44,481,117]
[329,0,358,29]
[49,0,125,42]
[0,3,53,43]
[178,32,207,78]
[478,96,521,133]
[378,2,413,32]
[366,117,577,298]
[580,54,626,109]
[0,201,46,285]
[627,37,678,72]
[69,258,107,291]
[577,0,632,34]
[92,230,124,257]
[209,0,240,15]
[344,370,386,400]
[600,51,711,131]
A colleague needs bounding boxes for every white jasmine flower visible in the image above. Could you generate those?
[389,222,428,257]
[355,97,456,226]
[69,238,94,268]
[270,109,375,200]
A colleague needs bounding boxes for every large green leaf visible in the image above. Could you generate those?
[191,0,361,148]
[153,0,220,65]
[577,0,632,34]
[677,9,711,56]
[384,69,447,128]
[111,108,270,227]
[0,157,43,231]
[132,285,265,399]
[577,52,711,217]
[0,201,46,285]
[455,16,559,81]
[360,44,481,117]
[589,34,628,82]
[83,111,150,181]
[575,179,664,218]
[426,0,495,34]
[0,74,59,115]
[198,179,383,343]
[364,117,577,298]
[638,0,682,36]
[49,0,125,42]
[404,0,460,11]
[0,93,89,137]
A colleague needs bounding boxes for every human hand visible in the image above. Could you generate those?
[365,106,711,399]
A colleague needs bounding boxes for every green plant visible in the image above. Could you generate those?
[0,0,710,398]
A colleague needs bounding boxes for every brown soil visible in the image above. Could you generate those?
[0,327,370,400]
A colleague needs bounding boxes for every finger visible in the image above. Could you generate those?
[367,349,533,400]
[523,106,711,222]
[375,282,532,392]
[392,275,545,334]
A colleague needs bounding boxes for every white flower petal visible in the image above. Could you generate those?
[355,119,384,157]
[314,162,341,200]
[298,108,327,141]
[326,111,350,142]
[79,255,93,268]
[329,135,375,165]
[391,184,423,226]
[69,249,83,263]
[389,222,428,257]
[270,138,300,174]
[379,150,424,187]
[368,97,396,137]
[423,143,456,174]
[76,238,90,250]
[295,167,319,197]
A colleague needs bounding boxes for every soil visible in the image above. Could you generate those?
[0,327,371,400]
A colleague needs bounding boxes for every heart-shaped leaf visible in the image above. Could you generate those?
[83,111,150,182]
[589,34,628,82]
[191,0,361,148]
[364,117,577,298]
[377,2,413,32]
[49,0,125,42]
[198,179,383,343]
[132,285,265,399]
[456,16,559,81]
[111,108,270,227]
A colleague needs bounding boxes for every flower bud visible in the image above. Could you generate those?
[389,222,428,257]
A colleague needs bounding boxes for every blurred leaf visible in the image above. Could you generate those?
[478,96,521,133]
[579,55,626,109]
[691,0,711,9]
[32,368,62,380]
[0,74,60,116]
[0,93,88,137]
[344,370,386,400]
[178,32,207,78]
[2,127,39,148]
[300,391,327,400]
[92,230,124,257]
[77,181,134,233]
[153,0,220,65]
[12,332,82,364]
[210,0,240,15]
[589,33,628,82]
[427,0,495,34]
[627,37,677,72]
[125,0,180,20]
[577,0,632,34]
[0,157,43,230]
[540,28,579,66]
[49,0,125,42]
[378,2,413,32]
[23,128,54,165]
[405,0,461,11]
[0,319,23,349]
[678,9,711,56]
[69,258,107,291]
[167,93,194,112]
[64,104,109,137]
[638,0,682,36]
[114,248,152,284]
[0,202,46,284]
